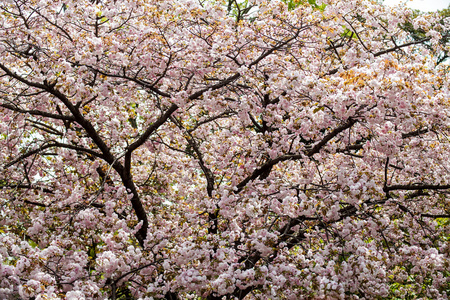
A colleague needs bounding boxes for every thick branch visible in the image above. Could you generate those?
[307,118,356,157]
[0,63,150,244]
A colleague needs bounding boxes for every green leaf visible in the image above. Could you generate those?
[313,106,324,113]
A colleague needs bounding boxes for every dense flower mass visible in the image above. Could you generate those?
[0,0,449,298]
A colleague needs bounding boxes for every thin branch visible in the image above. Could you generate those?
[235,154,303,193]
[2,184,53,194]
[402,128,429,139]
[1,103,76,121]
[187,110,236,133]
[385,184,450,191]
[170,116,215,197]
[249,29,303,68]
[235,119,356,193]
[343,17,370,52]
[421,213,450,218]
[3,141,104,168]
[126,104,178,155]
[27,119,64,136]
[188,73,240,100]
[84,66,171,98]
[31,7,74,42]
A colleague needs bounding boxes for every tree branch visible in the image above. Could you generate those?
[1,103,76,121]
[307,118,356,157]
[385,184,450,191]
[3,141,104,168]
[374,37,431,57]
[235,119,356,193]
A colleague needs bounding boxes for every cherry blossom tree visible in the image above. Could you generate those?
[0,0,449,299]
